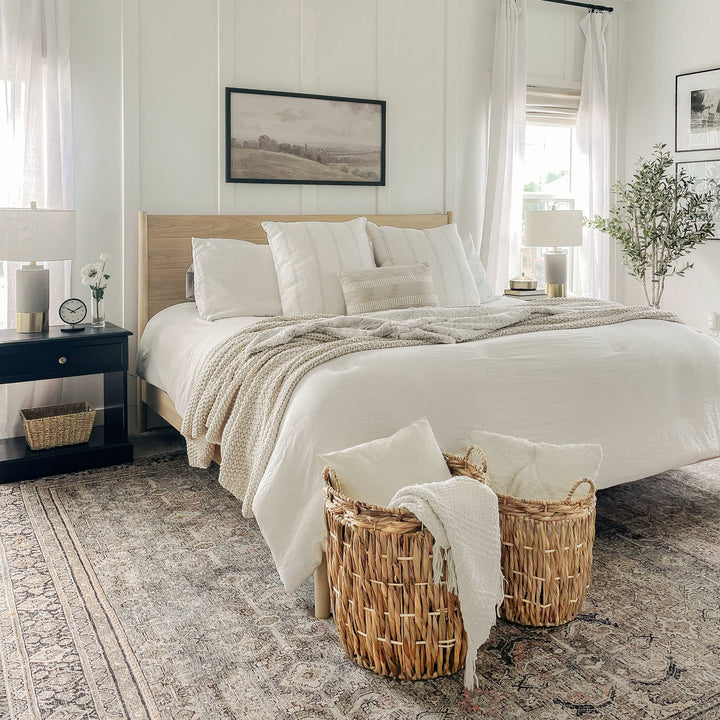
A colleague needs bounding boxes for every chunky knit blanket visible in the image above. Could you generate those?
[181,299,679,516]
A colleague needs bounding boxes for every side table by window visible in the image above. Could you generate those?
[0,323,134,482]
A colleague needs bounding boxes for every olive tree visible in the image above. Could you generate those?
[587,144,719,308]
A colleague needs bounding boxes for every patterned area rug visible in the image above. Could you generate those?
[1,450,720,719]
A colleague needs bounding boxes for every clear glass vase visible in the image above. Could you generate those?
[91,292,105,328]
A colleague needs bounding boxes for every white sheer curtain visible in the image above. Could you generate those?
[0,0,73,438]
[480,0,527,293]
[571,11,611,299]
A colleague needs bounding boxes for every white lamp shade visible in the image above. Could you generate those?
[523,209,583,248]
[0,208,76,262]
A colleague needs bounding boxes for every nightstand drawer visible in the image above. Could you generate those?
[0,339,126,382]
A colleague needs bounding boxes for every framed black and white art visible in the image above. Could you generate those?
[225,87,386,186]
[676,68,720,153]
[677,159,720,239]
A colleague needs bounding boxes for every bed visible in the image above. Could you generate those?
[136,211,720,618]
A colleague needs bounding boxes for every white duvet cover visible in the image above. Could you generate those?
[137,301,720,592]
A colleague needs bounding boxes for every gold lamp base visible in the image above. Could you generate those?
[17,311,48,333]
[545,283,566,298]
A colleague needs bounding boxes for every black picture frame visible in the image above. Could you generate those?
[675,67,720,153]
[225,87,386,186]
[677,159,720,239]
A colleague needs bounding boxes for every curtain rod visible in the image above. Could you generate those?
[540,0,614,12]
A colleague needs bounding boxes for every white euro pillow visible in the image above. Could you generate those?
[368,222,482,307]
[263,217,375,315]
[318,418,451,507]
[469,430,603,502]
[191,237,282,320]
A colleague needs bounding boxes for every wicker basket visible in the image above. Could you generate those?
[20,402,96,450]
[323,450,486,680]
[466,445,596,627]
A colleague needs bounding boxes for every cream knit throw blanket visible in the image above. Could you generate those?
[388,476,504,690]
[181,299,679,515]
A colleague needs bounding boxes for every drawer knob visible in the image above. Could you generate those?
[58,356,67,365]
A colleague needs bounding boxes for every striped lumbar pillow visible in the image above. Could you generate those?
[338,262,439,315]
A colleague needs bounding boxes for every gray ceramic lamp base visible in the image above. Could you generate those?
[16,264,49,333]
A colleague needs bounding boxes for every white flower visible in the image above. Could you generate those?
[80,254,110,289]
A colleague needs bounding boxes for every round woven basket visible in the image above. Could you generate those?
[482,446,596,627]
[323,450,486,681]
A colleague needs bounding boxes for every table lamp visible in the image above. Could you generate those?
[0,203,76,333]
[523,208,583,298]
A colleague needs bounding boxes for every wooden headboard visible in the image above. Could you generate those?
[138,211,453,339]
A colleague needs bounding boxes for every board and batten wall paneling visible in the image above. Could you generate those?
[304,0,379,215]
[138,0,219,214]
[223,0,304,215]
[621,0,720,329]
[380,0,446,215]
[222,0,447,217]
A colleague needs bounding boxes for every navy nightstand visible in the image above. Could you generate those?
[0,323,134,482]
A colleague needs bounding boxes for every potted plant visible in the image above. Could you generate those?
[587,143,719,308]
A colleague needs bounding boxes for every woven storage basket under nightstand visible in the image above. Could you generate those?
[323,449,486,681]
[20,402,96,450]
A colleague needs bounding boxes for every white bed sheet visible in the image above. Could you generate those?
[136,303,262,416]
[138,301,720,592]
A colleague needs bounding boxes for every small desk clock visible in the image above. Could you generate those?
[59,298,87,332]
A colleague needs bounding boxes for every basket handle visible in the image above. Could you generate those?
[463,445,488,477]
[564,478,596,501]
[323,465,341,492]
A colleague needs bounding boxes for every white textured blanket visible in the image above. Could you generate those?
[181,299,679,516]
[389,476,504,690]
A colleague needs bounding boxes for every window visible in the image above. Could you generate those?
[521,87,580,288]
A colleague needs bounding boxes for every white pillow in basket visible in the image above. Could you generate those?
[468,430,602,502]
[317,418,450,507]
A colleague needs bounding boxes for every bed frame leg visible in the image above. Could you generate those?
[314,554,331,619]
[137,377,147,433]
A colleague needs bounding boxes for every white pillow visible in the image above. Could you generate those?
[263,217,375,315]
[191,237,282,320]
[468,430,603,502]
[318,418,451,507]
[368,222,482,307]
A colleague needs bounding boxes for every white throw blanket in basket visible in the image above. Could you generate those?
[389,476,504,690]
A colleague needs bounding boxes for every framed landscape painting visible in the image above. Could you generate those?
[677,159,720,239]
[676,68,720,152]
[225,87,386,185]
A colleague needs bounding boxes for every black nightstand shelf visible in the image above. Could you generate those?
[0,323,134,483]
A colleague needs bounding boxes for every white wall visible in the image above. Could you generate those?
[621,0,720,329]
[67,0,587,416]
